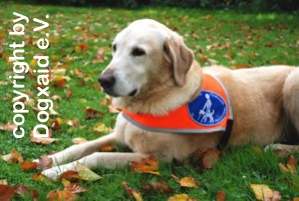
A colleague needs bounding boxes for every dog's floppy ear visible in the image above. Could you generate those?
[163,36,194,86]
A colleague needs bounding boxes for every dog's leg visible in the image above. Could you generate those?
[41,152,149,180]
[34,132,117,166]
[283,68,299,137]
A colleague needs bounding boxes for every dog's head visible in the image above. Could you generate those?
[99,19,194,97]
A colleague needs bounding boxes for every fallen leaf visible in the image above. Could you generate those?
[76,162,102,181]
[216,190,225,201]
[98,144,116,152]
[47,190,78,201]
[142,181,173,195]
[92,47,106,63]
[0,185,15,201]
[85,107,105,120]
[37,155,53,170]
[20,161,38,171]
[179,177,200,188]
[287,155,297,172]
[1,150,24,164]
[14,184,39,200]
[0,123,17,132]
[93,122,112,134]
[64,183,87,194]
[108,104,122,113]
[51,95,62,102]
[130,155,160,175]
[50,118,62,131]
[65,88,73,101]
[121,182,143,201]
[250,184,274,200]
[72,137,88,144]
[264,191,281,201]
[168,193,197,201]
[30,130,58,145]
[0,180,8,185]
[60,171,81,182]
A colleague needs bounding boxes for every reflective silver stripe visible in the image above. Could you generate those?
[207,73,234,120]
[122,112,226,134]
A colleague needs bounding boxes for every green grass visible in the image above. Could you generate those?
[0,2,299,200]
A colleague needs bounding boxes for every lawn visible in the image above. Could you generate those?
[0,2,299,200]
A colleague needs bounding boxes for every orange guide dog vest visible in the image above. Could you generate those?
[122,74,233,134]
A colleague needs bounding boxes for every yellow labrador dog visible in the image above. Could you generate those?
[40,19,299,180]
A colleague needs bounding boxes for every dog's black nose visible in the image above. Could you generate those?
[98,74,116,89]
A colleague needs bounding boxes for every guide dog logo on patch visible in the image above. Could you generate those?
[188,90,227,126]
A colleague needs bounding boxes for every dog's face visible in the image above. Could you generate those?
[99,19,194,97]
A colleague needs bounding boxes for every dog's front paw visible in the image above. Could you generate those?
[42,167,61,181]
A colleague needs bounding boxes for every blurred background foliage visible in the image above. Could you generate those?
[7,0,299,11]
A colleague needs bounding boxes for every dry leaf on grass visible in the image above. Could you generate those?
[130,155,160,175]
[85,107,105,120]
[64,183,87,194]
[122,182,143,201]
[14,184,39,200]
[250,184,275,200]
[168,193,197,201]
[216,190,225,201]
[0,123,17,132]
[20,161,38,171]
[1,150,24,164]
[93,122,112,134]
[142,181,173,195]
[0,180,8,185]
[37,155,53,170]
[30,130,58,145]
[47,190,78,201]
[0,185,15,201]
[171,175,200,188]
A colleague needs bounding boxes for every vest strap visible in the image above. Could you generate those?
[216,119,233,150]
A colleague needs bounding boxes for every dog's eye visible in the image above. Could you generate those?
[131,48,145,57]
[112,44,117,52]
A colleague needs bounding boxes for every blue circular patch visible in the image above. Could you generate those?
[187,90,227,126]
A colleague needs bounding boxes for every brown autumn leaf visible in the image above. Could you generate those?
[179,177,200,188]
[85,107,105,120]
[13,184,39,200]
[141,181,173,195]
[94,83,102,90]
[92,47,106,63]
[50,118,62,131]
[30,130,58,145]
[168,193,197,201]
[67,117,80,127]
[121,182,143,201]
[52,78,67,88]
[64,183,87,194]
[0,123,17,132]
[130,155,160,175]
[278,163,290,174]
[79,43,89,52]
[73,68,84,78]
[66,88,73,101]
[60,170,81,182]
[37,155,53,170]
[0,185,15,201]
[216,190,225,201]
[51,94,62,102]
[20,161,38,171]
[1,150,24,164]
[47,190,78,201]
[287,155,297,172]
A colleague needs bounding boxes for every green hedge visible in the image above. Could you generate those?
[10,0,299,11]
